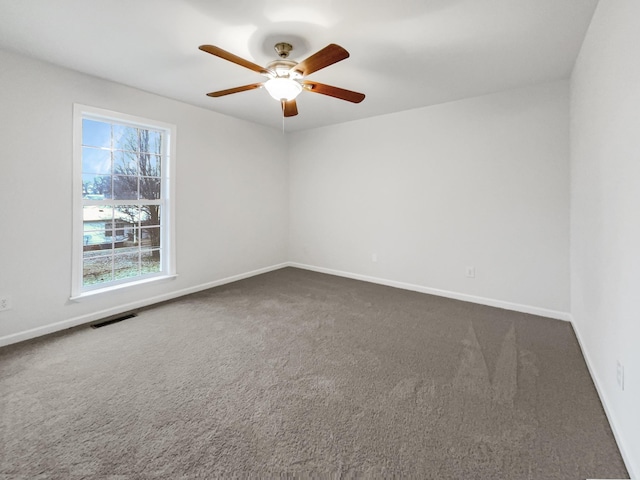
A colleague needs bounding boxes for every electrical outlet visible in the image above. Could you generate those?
[465,266,476,278]
[617,360,625,391]
[372,253,378,263]
[0,295,12,312]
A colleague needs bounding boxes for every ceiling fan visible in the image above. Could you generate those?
[198,42,365,118]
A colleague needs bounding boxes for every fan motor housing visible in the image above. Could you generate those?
[266,59,301,78]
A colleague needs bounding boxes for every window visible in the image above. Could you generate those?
[72,105,175,297]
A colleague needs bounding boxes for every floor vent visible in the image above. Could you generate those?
[91,313,137,329]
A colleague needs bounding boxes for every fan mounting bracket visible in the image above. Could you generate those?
[274,42,293,59]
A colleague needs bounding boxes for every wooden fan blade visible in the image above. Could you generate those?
[292,44,349,76]
[199,45,268,75]
[302,81,365,103]
[281,99,298,117]
[206,83,263,97]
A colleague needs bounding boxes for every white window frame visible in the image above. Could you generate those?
[71,104,176,299]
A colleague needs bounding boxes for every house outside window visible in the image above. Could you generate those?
[72,105,176,297]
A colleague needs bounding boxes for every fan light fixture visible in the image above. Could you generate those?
[264,77,302,101]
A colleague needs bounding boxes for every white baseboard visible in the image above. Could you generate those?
[287,262,571,321]
[0,263,288,348]
[570,315,636,479]
[0,261,570,342]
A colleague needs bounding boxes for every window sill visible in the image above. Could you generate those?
[70,274,178,301]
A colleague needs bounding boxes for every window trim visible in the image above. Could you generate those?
[71,104,176,299]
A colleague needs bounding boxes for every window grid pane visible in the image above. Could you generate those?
[80,115,168,290]
[83,255,113,286]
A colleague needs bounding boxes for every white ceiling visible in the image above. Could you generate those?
[0,0,597,132]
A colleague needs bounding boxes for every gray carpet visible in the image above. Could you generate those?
[0,267,628,478]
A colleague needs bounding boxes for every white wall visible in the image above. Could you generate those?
[571,0,640,475]
[0,49,288,345]
[288,81,570,317]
